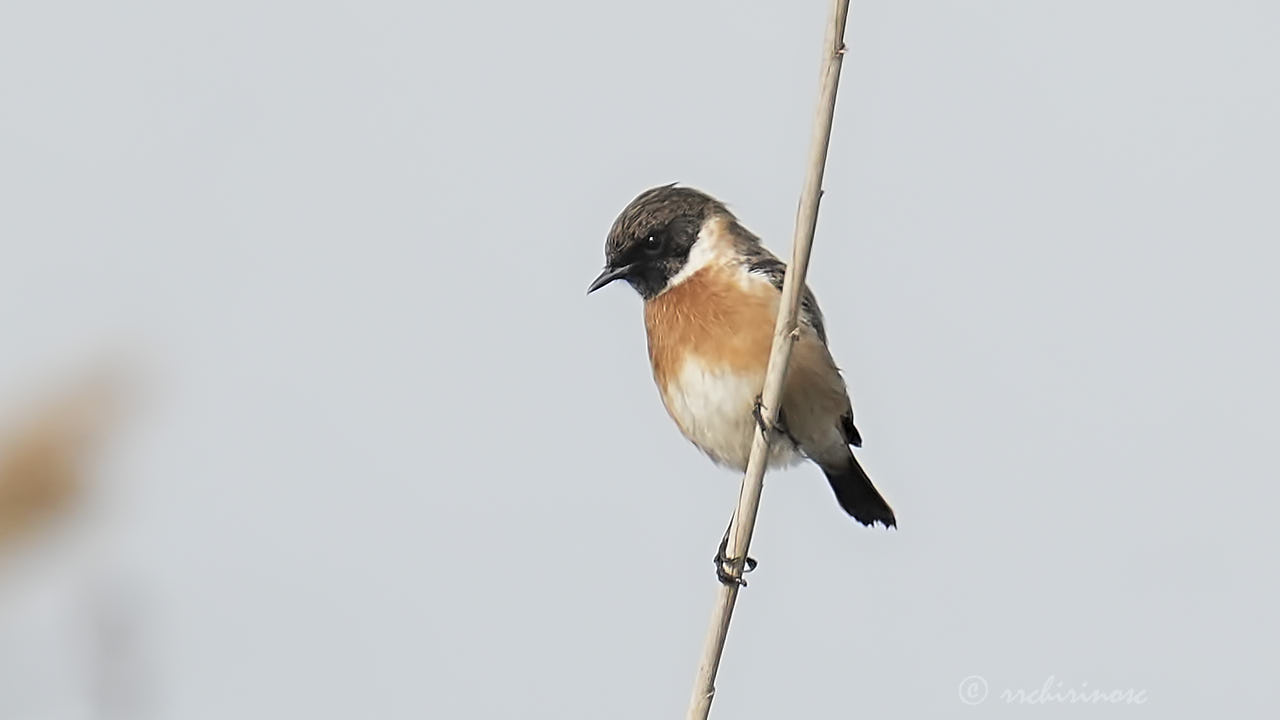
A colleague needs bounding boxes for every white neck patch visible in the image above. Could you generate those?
[662,215,737,293]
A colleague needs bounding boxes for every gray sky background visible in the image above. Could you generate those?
[1,1,1277,718]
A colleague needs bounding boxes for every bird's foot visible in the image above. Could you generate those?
[752,395,770,437]
[714,533,758,586]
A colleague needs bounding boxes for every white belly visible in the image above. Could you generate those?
[660,356,801,471]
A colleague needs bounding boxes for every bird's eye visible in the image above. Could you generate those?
[643,234,665,254]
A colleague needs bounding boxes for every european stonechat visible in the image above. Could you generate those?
[588,184,896,537]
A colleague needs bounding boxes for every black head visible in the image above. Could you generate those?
[587,184,731,299]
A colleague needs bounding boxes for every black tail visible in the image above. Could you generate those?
[822,455,896,528]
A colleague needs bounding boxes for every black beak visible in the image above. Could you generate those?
[586,263,635,294]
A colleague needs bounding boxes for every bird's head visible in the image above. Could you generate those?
[587,184,735,300]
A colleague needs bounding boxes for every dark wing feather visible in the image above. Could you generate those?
[840,412,863,447]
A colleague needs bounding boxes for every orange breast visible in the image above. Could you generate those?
[643,266,778,391]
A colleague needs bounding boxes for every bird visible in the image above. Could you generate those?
[588,184,895,573]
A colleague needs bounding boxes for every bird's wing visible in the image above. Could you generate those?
[742,251,828,344]
[743,250,865,448]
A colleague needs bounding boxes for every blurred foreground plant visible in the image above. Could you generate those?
[0,371,123,552]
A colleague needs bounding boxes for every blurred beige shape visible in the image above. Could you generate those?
[0,368,124,552]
